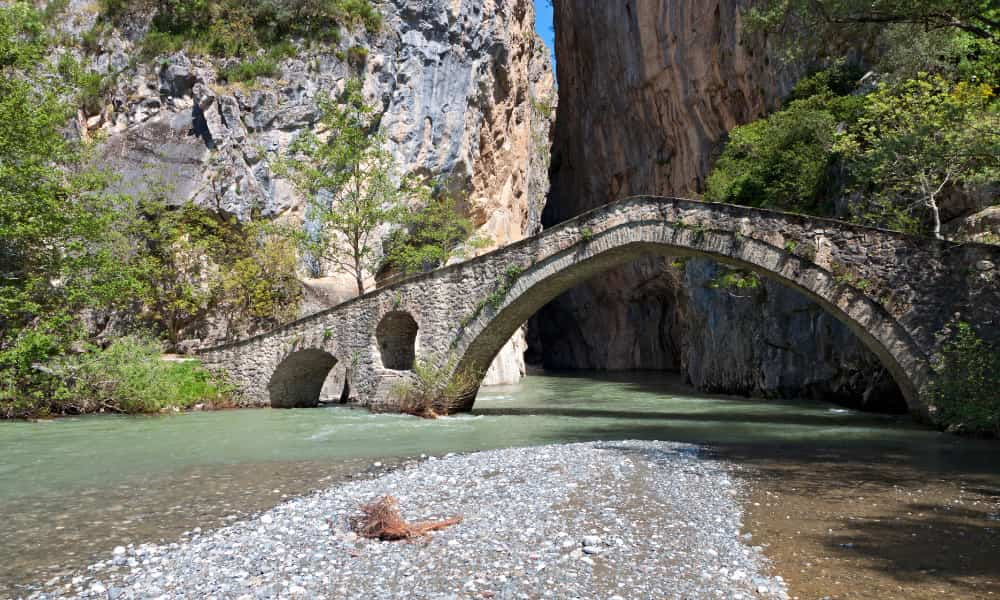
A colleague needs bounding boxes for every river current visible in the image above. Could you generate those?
[2,372,998,597]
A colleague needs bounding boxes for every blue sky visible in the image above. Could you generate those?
[534,0,555,65]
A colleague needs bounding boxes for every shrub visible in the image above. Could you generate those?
[927,322,1000,436]
[101,0,381,59]
[705,98,839,215]
[218,56,279,83]
[218,42,298,83]
[50,336,232,415]
[392,355,477,418]
[56,54,117,115]
[709,269,762,292]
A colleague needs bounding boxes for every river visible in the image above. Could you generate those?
[2,372,998,598]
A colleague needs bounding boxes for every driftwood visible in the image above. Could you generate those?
[350,495,462,541]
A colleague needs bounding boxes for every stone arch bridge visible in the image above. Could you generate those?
[199,196,1000,417]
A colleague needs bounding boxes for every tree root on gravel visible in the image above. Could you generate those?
[350,495,462,541]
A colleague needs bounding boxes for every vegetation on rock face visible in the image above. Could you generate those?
[0,2,295,418]
[382,190,487,278]
[709,2,999,239]
[99,0,380,59]
[927,322,1000,436]
[278,79,483,293]
[137,201,302,345]
[746,0,1000,59]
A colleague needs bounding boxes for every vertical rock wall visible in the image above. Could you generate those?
[540,0,904,409]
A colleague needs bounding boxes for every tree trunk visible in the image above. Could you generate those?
[929,196,943,240]
[354,256,365,296]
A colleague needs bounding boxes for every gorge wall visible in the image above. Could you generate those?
[538,0,905,409]
[63,0,554,384]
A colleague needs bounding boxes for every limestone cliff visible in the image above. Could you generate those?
[63,0,554,383]
[539,0,904,409]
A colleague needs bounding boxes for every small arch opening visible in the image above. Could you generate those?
[377,311,418,370]
[268,349,338,408]
[319,362,353,404]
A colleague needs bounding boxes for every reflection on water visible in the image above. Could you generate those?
[1,372,997,596]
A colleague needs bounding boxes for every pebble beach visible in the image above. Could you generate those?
[27,441,788,600]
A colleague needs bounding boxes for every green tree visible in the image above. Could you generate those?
[747,0,1000,54]
[277,79,410,295]
[705,97,839,214]
[834,76,1000,237]
[219,225,302,332]
[383,190,488,277]
[1,2,150,413]
[137,201,302,344]
[0,3,147,337]
[927,322,1000,436]
[137,202,227,345]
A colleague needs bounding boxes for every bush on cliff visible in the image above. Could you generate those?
[100,0,381,59]
[719,0,1000,236]
[927,322,1000,436]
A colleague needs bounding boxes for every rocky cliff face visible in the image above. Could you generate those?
[539,0,905,410]
[64,0,554,383]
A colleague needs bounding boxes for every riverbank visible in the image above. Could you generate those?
[25,441,787,599]
[721,443,1000,599]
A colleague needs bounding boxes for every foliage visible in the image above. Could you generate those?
[834,76,1000,237]
[0,2,46,68]
[746,0,1000,59]
[383,190,486,277]
[100,0,381,59]
[220,227,302,327]
[706,24,999,237]
[217,41,298,83]
[876,23,1000,85]
[276,79,412,295]
[1,2,155,415]
[137,201,302,344]
[391,354,478,418]
[709,269,762,293]
[9,336,229,417]
[488,264,524,310]
[530,93,556,119]
[705,96,840,215]
[927,322,1000,436]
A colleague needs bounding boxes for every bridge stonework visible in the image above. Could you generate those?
[199,197,1000,417]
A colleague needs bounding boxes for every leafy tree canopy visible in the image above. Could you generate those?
[835,76,999,236]
[383,190,489,277]
[100,0,381,58]
[277,79,407,295]
[748,0,1000,53]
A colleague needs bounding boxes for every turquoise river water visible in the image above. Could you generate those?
[2,372,998,597]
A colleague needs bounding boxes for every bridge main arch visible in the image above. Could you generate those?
[448,218,926,414]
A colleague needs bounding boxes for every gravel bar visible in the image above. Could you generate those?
[28,441,788,600]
